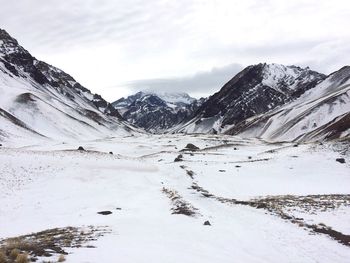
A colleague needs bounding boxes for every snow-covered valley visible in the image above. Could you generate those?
[1,134,349,262]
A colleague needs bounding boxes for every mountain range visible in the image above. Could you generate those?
[0,28,349,142]
[172,63,350,141]
[112,91,204,132]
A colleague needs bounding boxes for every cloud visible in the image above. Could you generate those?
[1,0,350,100]
[120,63,243,98]
[0,0,195,52]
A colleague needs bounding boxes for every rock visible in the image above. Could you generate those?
[203,220,211,226]
[0,143,2,146]
[235,165,241,168]
[293,144,299,147]
[77,146,85,151]
[174,154,183,162]
[116,207,122,210]
[184,143,199,151]
[248,156,252,159]
[97,211,112,215]
[256,203,267,209]
[336,158,345,164]
[109,151,113,155]
[111,92,200,132]
[219,170,226,172]
[234,147,238,150]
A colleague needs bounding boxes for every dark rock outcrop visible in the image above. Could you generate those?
[112,92,204,132]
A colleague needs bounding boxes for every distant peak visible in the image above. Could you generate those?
[0,28,17,44]
[328,65,350,82]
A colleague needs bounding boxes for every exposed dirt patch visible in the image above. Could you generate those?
[15,93,36,104]
[190,182,350,246]
[162,187,199,217]
[0,226,111,262]
[179,165,195,179]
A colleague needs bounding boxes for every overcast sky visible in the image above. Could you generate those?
[1,0,350,100]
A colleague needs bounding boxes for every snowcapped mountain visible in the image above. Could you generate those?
[112,91,203,132]
[173,63,326,134]
[0,29,136,144]
[1,26,348,143]
[226,66,350,141]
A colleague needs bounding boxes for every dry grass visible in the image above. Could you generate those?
[162,187,199,216]
[191,181,350,246]
[0,226,111,262]
[57,254,66,262]
[0,251,7,263]
[15,253,28,263]
[9,249,20,260]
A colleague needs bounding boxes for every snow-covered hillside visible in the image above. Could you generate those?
[113,91,203,132]
[226,66,350,141]
[173,63,326,135]
[0,27,349,263]
[0,29,136,144]
[1,134,349,262]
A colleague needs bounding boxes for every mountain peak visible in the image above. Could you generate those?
[175,63,326,133]
[0,28,16,42]
[112,91,201,132]
[0,28,132,141]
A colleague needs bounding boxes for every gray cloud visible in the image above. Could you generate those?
[0,0,195,52]
[120,63,243,98]
[0,0,350,101]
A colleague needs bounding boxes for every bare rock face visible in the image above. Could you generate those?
[112,92,204,132]
[0,28,137,141]
[175,63,326,134]
[0,28,122,119]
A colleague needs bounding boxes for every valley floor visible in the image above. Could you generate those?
[0,134,350,262]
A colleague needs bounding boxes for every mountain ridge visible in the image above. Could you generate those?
[0,28,136,143]
[112,91,203,132]
[1,28,349,143]
[172,63,326,134]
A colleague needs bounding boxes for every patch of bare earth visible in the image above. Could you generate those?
[179,165,195,179]
[162,187,199,217]
[0,226,111,262]
[191,182,350,246]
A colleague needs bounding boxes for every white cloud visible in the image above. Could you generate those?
[0,0,350,101]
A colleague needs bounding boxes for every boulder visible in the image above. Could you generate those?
[336,158,345,164]
[174,154,183,162]
[203,220,211,226]
[184,143,199,151]
[97,211,112,215]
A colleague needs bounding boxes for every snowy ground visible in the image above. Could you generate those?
[0,134,349,262]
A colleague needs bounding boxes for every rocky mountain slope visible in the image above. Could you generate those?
[226,66,350,141]
[173,63,326,134]
[113,91,204,132]
[0,29,136,144]
[1,27,348,143]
